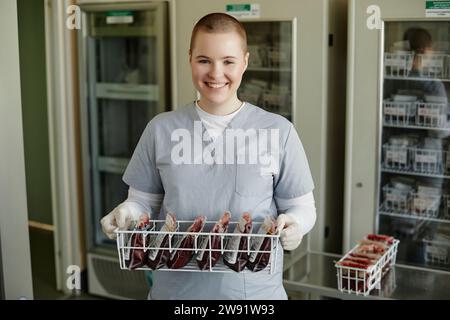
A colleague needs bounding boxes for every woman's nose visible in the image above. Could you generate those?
[208,62,223,78]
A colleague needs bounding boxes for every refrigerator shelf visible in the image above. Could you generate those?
[96,83,160,101]
[381,168,450,180]
[384,76,450,83]
[379,210,450,224]
[97,156,129,174]
[383,123,450,132]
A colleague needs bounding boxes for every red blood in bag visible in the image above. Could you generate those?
[146,213,177,270]
[125,214,151,270]
[167,216,206,269]
[223,212,253,272]
[196,212,231,270]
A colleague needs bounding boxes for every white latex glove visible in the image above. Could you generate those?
[100,201,149,240]
[277,213,303,251]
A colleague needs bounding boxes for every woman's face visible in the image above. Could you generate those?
[190,30,249,109]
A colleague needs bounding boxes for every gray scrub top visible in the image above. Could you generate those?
[123,102,314,300]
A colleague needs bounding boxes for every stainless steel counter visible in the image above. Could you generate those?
[282,251,450,300]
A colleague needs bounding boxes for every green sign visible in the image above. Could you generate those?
[226,4,251,12]
[426,1,450,16]
[426,1,450,9]
[106,11,134,17]
[226,3,260,18]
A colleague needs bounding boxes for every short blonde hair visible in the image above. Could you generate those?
[190,13,247,52]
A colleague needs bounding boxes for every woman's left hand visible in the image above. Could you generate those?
[277,214,303,251]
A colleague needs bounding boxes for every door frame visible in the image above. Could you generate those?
[0,0,34,300]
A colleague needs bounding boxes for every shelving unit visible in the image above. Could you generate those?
[78,1,171,300]
[238,21,293,120]
[376,21,450,273]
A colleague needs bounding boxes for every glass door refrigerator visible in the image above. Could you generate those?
[174,0,348,279]
[238,20,293,121]
[77,1,171,299]
[345,0,450,273]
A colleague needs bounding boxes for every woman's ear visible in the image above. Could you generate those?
[189,49,192,63]
[244,51,250,70]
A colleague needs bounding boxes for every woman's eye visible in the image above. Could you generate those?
[224,60,234,65]
[198,60,210,64]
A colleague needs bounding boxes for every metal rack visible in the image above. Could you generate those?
[115,219,281,274]
[335,239,399,296]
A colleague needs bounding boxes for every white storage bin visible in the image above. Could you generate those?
[417,53,447,78]
[443,195,450,219]
[381,185,411,213]
[411,192,441,218]
[261,91,284,111]
[424,239,449,265]
[384,52,414,77]
[411,147,444,174]
[383,99,416,125]
[415,101,449,128]
[335,239,399,296]
[383,143,411,170]
[239,91,261,105]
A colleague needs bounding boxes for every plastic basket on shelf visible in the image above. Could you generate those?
[383,99,416,125]
[411,193,441,218]
[424,239,450,265]
[447,55,450,80]
[261,91,284,111]
[335,239,399,296]
[383,143,411,170]
[443,195,450,219]
[239,92,261,105]
[115,219,280,274]
[415,102,449,128]
[417,53,447,78]
[384,52,414,77]
[411,147,444,174]
[381,185,411,214]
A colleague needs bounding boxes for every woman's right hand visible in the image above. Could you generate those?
[100,201,148,239]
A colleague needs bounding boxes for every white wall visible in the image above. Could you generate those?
[0,0,34,299]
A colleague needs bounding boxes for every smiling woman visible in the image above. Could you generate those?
[100,11,316,300]
[189,13,249,115]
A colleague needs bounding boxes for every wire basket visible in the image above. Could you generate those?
[424,239,450,265]
[381,185,411,214]
[115,219,280,274]
[447,55,450,80]
[411,147,444,174]
[442,195,450,219]
[335,239,399,296]
[416,53,448,78]
[415,102,449,128]
[384,52,414,77]
[383,99,416,126]
[411,193,441,218]
[383,143,411,170]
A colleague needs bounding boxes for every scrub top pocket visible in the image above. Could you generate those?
[235,163,274,197]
